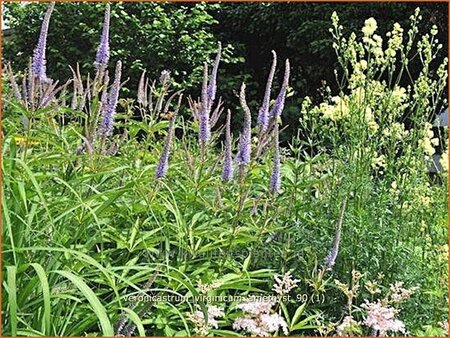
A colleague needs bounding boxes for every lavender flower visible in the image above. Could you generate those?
[222,109,233,181]
[207,42,221,104]
[99,61,122,137]
[32,2,55,83]
[236,83,252,165]
[198,62,211,143]
[269,122,281,194]
[155,107,179,179]
[324,198,347,269]
[257,50,277,132]
[94,4,111,70]
[137,70,146,105]
[99,70,110,111]
[197,43,222,144]
[270,59,290,118]
[6,64,22,101]
[160,70,171,85]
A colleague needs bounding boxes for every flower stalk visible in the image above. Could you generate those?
[222,109,234,181]
[94,4,111,71]
[32,2,55,83]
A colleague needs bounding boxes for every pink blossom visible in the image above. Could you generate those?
[361,300,405,335]
[233,299,289,336]
[336,315,359,336]
[236,300,274,315]
[187,305,224,335]
[232,313,288,336]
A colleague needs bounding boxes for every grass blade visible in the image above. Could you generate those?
[54,270,114,335]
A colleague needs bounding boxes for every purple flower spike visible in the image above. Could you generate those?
[236,83,252,165]
[222,109,233,181]
[32,2,55,83]
[94,4,111,70]
[257,50,277,132]
[155,109,179,179]
[207,42,222,104]
[269,122,281,194]
[99,61,122,137]
[324,199,347,270]
[160,70,171,85]
[324,241,339,269]
[270,59,290,118]
[199,62,211,143]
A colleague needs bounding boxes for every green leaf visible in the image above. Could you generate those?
[30,263,51,335]
[290,302,306,328]
[6,266,18,336]
[54,270,114,336]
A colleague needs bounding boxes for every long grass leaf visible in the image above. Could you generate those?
[54,270,114,335]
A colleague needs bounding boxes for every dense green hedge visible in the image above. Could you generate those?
[3,2,239,94]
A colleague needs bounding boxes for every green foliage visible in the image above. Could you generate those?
[214,2,448,138]
[3,2,237,94]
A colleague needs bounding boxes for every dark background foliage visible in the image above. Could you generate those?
[3,1,448,139]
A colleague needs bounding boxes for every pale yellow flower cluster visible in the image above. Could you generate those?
[385,23,404,59]
[362,32,384,65]
[419,123,439,156]
[420,195,431,207]
[391,86,407,105]
[389,181,399,196]
[364,107,379,133]
[362,17,377,36]
[436,244,448,262]
[382,122,408,140]
[319,96,350,121]
[349,62,367,88]
[371,153,386,171]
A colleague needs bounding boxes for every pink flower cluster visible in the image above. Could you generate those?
[388,281,418,304]
[187,305,224,335]
[336,315,359,336]
[361,300,405,335]
[232,300,288,336]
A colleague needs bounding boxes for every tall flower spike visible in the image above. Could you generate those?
[155,96,182,179]
[95,4,111,70]
[6,64,22,101]
[258,50,277,132]
[199,62,211,143]
[236,83,252,165]
[324,198,347,269]
[207,42,222,104]
[270,59,290,118]
[99,61,122,137]
[99,70,110,113]
[137,70,146,106]
[32,2,55,83]
[222,109,233,181]
[269,122,281,194]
